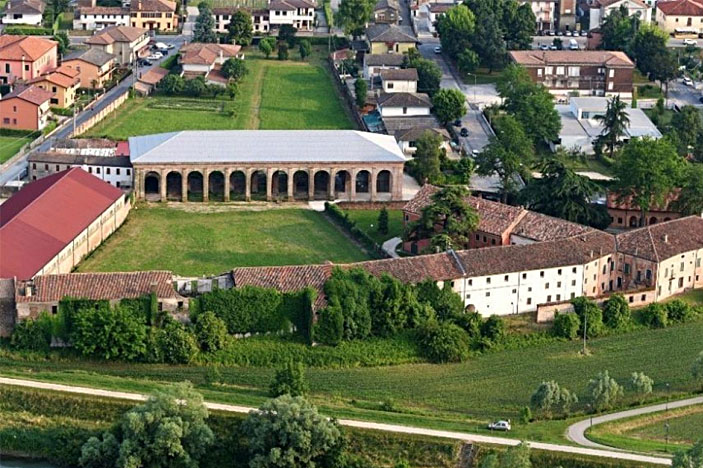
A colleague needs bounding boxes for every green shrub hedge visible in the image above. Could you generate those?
[4,26,52,35]
[324,202,386,258]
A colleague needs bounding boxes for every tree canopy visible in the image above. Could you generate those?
[672,163,703,216]
[336,0,375,38]
[227,10,253,45]
[595,95,630,159]
[413,130,444,184]
[193,3,217,43]
[432,88,467,125]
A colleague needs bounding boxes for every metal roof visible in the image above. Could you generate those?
[129,130,407,165]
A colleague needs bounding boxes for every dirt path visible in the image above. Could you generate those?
[246,62,265,129]
[0,376,672,466]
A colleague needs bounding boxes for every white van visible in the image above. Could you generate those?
[569,39,579,50]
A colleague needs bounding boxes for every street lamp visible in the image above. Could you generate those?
[466,72,477,104]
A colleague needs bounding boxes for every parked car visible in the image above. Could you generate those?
[138,58,152,66]
[453,119,462,127]
[684,77,694,86]
[166,43,175,49]
[565,30,572,36]
[434,45,442,54]
[581,30,588,36]
[147,53,162,61]
[549,45,558,50]
[460,127,469,137]
[539,44,549,50]
[547,30,555,36]
[684,38,698,46]
[569,39,579,50]
[488,420,511,431]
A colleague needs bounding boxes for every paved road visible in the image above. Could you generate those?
[381,237,401,258]
[567,395,703,450]
[668,78,703,108]
[0,376,672,466]
[531,34,692,49]
[0,36,185,186]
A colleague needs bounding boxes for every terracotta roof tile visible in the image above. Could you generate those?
[615,216,703,262]
[85,25,147,45]
[180,43,242,65]
[509,50,634,67]
[1,85,52,105]
[380,68,418,81]
[27,70,79,89]
[657,0,703,16]
[348,251,465,283]
[512,210,596,242]
[0,35,56,61]
[130,0,176,12]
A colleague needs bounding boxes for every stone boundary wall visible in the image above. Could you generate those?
[336,201,407,210]
[536,287,658,323]
[73,90,129,137]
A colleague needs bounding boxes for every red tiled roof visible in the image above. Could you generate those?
[349,251,465,283]
[15,271,181,303]
[0,168,124,280]
[180,43,242,65]
[509,50,634,67]
[615,216,703,262]
[0,85,53,106]
[512,210,595,242]
[138,66,169,85]
[85,25,148,45]
[607,190,679,212]
[130,0,176,12]
[657,0,703,16]
[0,35,56,61]
[28,70,79,89]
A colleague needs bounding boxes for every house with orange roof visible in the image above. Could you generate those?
[73,6,130,30]
[179,43,243,85]
[27,66,80,108]
[130,0,178,31]
[0,84,52,130]
[62,48,116,89]
[655,0,703,33]
[84,25,150,65]
[0,35,58,85]
[589,0,652,30]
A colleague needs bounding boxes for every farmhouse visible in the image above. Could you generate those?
[1,0,44,25]
[129,130,407,202]
[73,6,130,30]
[179,43,243,84]
[366,24,418,54]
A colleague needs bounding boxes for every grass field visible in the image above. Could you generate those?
[85,50,353,139]
[77,205,369,276]
[344,209,404,245]
[0,134,33,164]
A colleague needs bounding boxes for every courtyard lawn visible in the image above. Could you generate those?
[85,52,353,139]
[77,205,370,276]
[344,209,404,245]
[0,134,33,164]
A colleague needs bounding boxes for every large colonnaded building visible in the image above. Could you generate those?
[129,130,407,202]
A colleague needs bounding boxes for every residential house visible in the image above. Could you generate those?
[374,0,400,24]
[29,151,133,188]
[0,84,52,130]
[560,0,577,30]
[366,24,418,54]
[73,6,130,30]
[268,0,316,31]
[393,125,450,155]
[553,97,661,153]
[363,53,406,80]
[655,0,703,33]
[26,66,80,108]
[380,68,418,93]
[607,191,682,229]
[509,50,635,97]
[521,0,558,31]
[2,0,44,25]
[134,66,168,94]
[425,2,451,33]
[179,43,243,85]
[0,35,57,85]
[589,0,651,30]
[377,92,431,117]
[212,7,270,34]
[130,0,178,32]
[62,48,116,89]
[84,25,150,65]
[0,167,130,280]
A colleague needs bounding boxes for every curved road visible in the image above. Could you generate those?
[567,395,703,450]
[0,376,671,466]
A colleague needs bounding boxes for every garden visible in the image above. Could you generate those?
[76,205,370,276]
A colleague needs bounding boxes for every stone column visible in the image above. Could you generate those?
[328,169,335,200]
[245,168,252,202]
[266,168,274,201]
[224,169,231,202]
[181,169,187,202]
[159,169,167,201]
[287,169,294,201]
[308,168,315,200]
[392,166,403,201]
[135,169,143,199]
[370,169,377,202]
[350,169,357,201]
[203,169,210,202]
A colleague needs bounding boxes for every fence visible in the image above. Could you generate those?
[336,201,407,210]
[72,90,130,136]
[327,57,367,131]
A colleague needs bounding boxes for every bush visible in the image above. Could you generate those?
[587,370,624,411]
[269,360,308,397]
[452,310,482,339]
[417,320,470,363]
[481,315,505,343]
[155,320,199,364]
[315,306,344,346]
[572,297,604,337]
[627,371,653,403]
[552,313,580,340]
[641,303,668,328]
[277,43,289,60]
[530,380,578,418]
[4,26,52,35]
[666,300,693,323]
[198,286,286,334]
[71,304,147,361]
[194,312,228,352]
[10,312,54,351]
[602,294,631,329]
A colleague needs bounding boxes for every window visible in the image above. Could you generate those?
[12,106,17,112]
[557,281,562,288]
[545,283,549,289]
[608,69,614,78]
[556,66,565,75]
[624,263,631,274]
[547,295,552,302]
[528,287,532,292]
[486,277,491,284]
[475,234,480,240]
[106,168,111,175]
[483,236,487,242]
[24,64,29,71]
[4,64,9,73]
[641,294,646,301]
[556,294,561,301]
[522,273,527,279]
[527,298,532,305]
[646,269,652,280]
[571,280,576,286]
[558,269,562,275]
[402,107,407,114]
[485,292,490,297]
[55,165,59,171]
[491,239,496,245]
[2,118,8,124]
[32,163,36,169]
[96,167,101,174]
[127,169,131,175]
[540,271,545,277]
[504,275,509,282]
[568,66,579,77]
[387,82,394,89]
[44,164,48,170]
[608,82,614,90]
[545,66,553,75]
[468,279,473,286]
[512,289,516,294]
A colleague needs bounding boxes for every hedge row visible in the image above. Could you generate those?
[324,202,386,258]
[4,26,52,35]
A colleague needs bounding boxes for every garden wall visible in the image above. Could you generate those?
[73,90,129,136]
[536,287,658,323]
[336,201,407,210]
[0,279,15,337]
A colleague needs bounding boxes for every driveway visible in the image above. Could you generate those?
[667,78,703,108]
[0,376,672,466]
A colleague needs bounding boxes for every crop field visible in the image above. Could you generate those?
[0,134,33,164]
[343,209,404,245]
[77,205,369,276]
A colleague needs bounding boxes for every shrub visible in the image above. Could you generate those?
[277,43,289,60]
[552,313,580,340]
[572,297,604,337]
[627,371,653,403]
[282,288,316,345]
[417,320,470,363]
[269,360,308,397]
[71,304,147,361]
[530,380,578,418]
[452,310,482,339]
[666,300,693,323]
[692,351,703,391]
[315,306,344,346]
[481,315,506,343]
[641,303,668,328]
[198,286,286,334]
[587,370,624,411]
[602,294,631,329]
[194,312,228,352]
[10,312,54,351]
[155,320,199,364]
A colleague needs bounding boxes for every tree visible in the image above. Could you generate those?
[53,32,69,56]
[227,10,253,45]
[417,320,470,363]
[672,439,703,468]
[595,95,630,159]
[666,299,694,323]
[552,312,580,340]
[193,311,228,352]
[315,306,344,345]
[641,303,668,328]
[278,24,297,47]
[406,186,479,251]
[571,296,604,338]
[79,383,214,468]
[48,0,69,23]
[155,320,199,364]
[602,294,631,330]
[530,380,578,417]
[480,315,505,343]
[670,105,703,154]
[413,130,443,183]
[193,3,217,43]
[378,207,389,235]
[613,137,685,226]
[220,58,248,81]
[587,370,624,411]
[270,360,308,397]
[259,36,276,58]
[404,52,442,96]
[480,453,499,468]
[599,5,639,51]
[432,88,467,125]
[227,80,239,100]
[504,2,536,50]
[476,114,533,203]
[335,0,374,38]
[10,312,53,351]
[499,443,532,468]
[160,73,185,95]
[519,157,604,227]
[672,164,703,216]
[435,4,475,60]
[630,25,677,92]
[71,304,147,361]
[692,351,703,391]
[627,372,653,403]
[278,43,289,60]
[241,395,344,468]
[471,9,506,73]
[184,76,207,97]
[298,39,311,60]
[354,78,367,108]
[457,49,480,75]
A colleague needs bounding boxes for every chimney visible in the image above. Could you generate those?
[21,54,25,81]
[590,250,594,258]
[663,234,669,243]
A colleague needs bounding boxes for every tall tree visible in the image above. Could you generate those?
[413,130,444,184]
[669,105,703,154]
[404,50,442,96]
[599,5,639,51]
[472,10,506,73]
[48,0,69,23]
[336,0,374,38]
[193,3,217,43]
[406,186,479,251]
[278,24,297,47]
[503,2,536,50]
[227,10,253,45]
[519,157,606,227]
[613,137,686,226]
[432,88,467,125]
[435,4,475,60]
[630,24,677,92]
[476,114,533,203]
[672,164,703,216]
[221,57,247,81]
[595,95,630,159]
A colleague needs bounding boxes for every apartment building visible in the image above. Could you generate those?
[73,6,130,30]
[84,25,149,65]
[268,0,316,31]
[26,66,80,108]
[129,0,178,32]
[212,7,270,34]
[0,84,52,130]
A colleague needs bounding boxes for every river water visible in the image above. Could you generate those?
[0,458,58,468]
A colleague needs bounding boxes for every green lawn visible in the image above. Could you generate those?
[77,205,369,276]
[85,52,353,139]
[0,134,34,164]
[344,209,404,245]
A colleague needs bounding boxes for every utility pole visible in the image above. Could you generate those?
[582,310,588,354]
